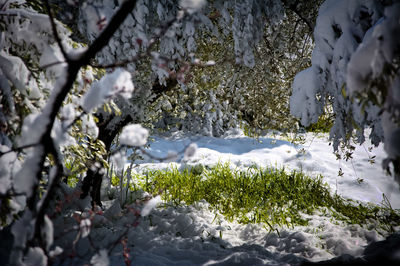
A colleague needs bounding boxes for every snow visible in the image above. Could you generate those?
[82,68,134,113]
[81,114,99,139]
[347,3,400,162]
[80,3,113,39]
[141,195,162,217]
[110,152,127,171]
[80,219,91,238]
[2,1,399,264]
[52,130,400,265]
[180,0,206,14]
[135,131,400,209]
[10,210,34,264]
[90,249,110,266]
[25,247,47,266]
[290,68,323,126]
[0,145,16,194]
[290,0,386,151]
[183,143,198,160]
[119,124,149,147]
[42,215,54,251]
[13,146,44,198]
[0,51,40,99]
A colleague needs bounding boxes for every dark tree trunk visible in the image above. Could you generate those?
[80,115,133,207]
[81,78,178,207]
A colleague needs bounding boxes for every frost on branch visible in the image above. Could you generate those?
[82,68,134,113]
[119,124,149,147]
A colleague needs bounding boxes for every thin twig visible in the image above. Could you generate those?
[44,0,69,62]
[0,0,9,11]
[0,142,40,157]
[282,1,315,32]
[108,227,130,254]
[78,1,139,66]
[40,60,67,70]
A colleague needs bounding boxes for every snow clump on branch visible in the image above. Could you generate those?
[82,68,134,113]
[347,3,400,176]
[90,249,110,266]
[119,124,149,147]
[290,0,384,149]
[180,0,206,14]
[141,195,162,217]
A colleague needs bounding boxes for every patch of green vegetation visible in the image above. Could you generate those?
[64,160,80,187]
[305,112,334,133]
[130,163,400,231]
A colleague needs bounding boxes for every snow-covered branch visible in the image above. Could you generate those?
[4,0,139,264]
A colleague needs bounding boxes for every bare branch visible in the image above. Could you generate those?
[0,0,9,11]
[18,0,139,253]
[32,137,64,251]
[40,60,67,70]
[282,1,315,32]
[44,0,69,62]
[0,142,40,157]
[78,0,139,66]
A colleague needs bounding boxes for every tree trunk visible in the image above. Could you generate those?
[81,79,178,207]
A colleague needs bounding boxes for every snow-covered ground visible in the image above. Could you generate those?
[137,130,400,208]
[55,130,400,265]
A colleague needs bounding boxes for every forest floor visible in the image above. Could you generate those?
[50,129,400,265]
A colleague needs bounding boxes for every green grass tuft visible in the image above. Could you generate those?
[130,163,400,230]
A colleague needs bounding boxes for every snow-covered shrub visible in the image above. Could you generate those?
[347,3,400,182]
[290,0,400,180]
